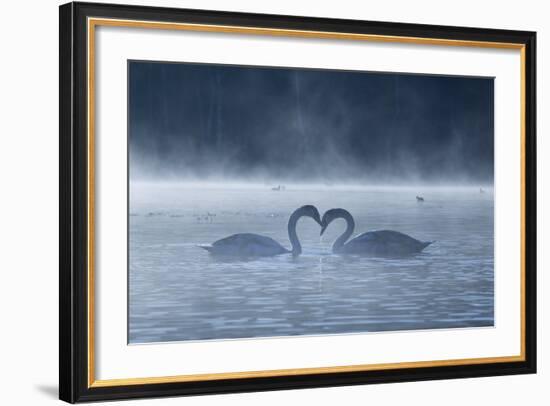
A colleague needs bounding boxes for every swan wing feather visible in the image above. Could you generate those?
[343,230,431,256]
[207,233,288,256]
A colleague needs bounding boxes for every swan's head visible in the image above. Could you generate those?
[299,205,322,226]
[320,208,349,236]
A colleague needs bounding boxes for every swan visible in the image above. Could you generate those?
[320,208,432,256]
[200,205,322,257]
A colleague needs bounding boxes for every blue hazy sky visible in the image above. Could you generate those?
[129,61,494,184]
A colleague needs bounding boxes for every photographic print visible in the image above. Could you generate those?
[128,61,495,344]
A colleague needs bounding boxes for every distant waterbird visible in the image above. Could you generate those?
[320,208,433,257]
[199,205,322,257]
[416,196,424,202]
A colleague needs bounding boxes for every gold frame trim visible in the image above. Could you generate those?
[87,17,527,388]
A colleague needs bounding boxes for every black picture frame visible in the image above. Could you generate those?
[60,1,536,403]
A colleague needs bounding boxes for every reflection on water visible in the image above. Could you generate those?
[129,184,494,344]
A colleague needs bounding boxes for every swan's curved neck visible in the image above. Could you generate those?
[331,209,355,253]
[288,209,305,256]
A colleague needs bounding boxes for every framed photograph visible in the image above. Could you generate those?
[59,2,536,403]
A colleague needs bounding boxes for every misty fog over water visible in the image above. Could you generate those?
[129,61,494,185]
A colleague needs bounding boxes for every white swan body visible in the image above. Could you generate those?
[201,205,322,257]
[321,208,432,257]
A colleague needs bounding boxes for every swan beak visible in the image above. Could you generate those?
[320,225,327,236]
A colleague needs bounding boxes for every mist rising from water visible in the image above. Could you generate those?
[129,61,494,186]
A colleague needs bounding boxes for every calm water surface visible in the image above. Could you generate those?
[129,184,494,344]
